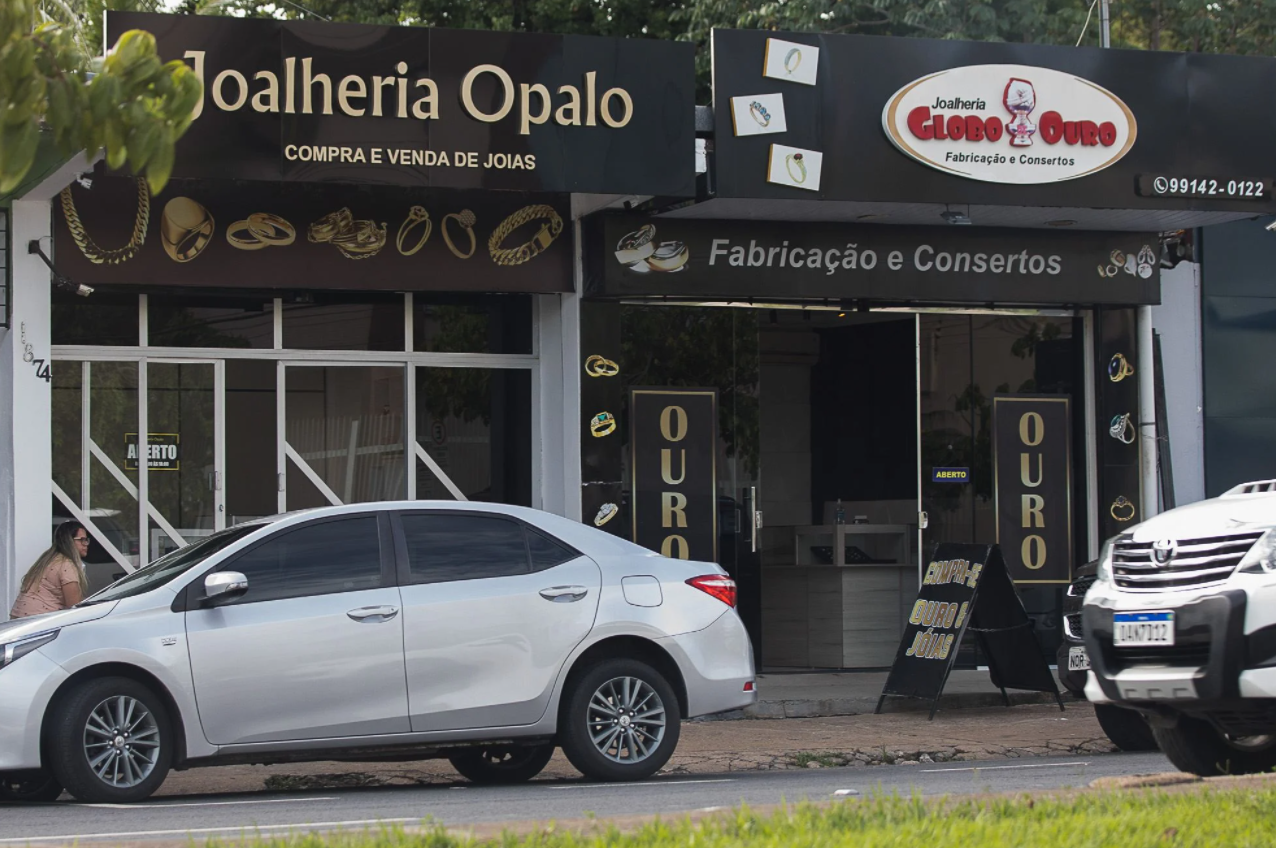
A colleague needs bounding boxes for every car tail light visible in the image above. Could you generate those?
[686,574,737,608]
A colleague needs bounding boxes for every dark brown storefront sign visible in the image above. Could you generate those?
[630,389,717,562]
[992,395,1073,584]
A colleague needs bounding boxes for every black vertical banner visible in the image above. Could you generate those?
[580,301,627,538]
[878,544,1061,718]
[1096,309,1142,541]
[630,389,718,562]
[992,395,1074,585]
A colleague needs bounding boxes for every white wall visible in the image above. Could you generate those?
[1151,261,1205,507]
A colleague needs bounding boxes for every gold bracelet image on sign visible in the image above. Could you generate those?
[489,204,563,266]
[584,355,619,378]
[227,212,295,251]
[160,197,215,263]
[60,178,150,265]
[442,210,477,259]
[308,208,387,259]
[590,411,617,438]
[396,206,433,256]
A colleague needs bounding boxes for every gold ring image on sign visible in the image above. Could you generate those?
[1110,249,1127,266]
[785,152,807,184]
[160,197,215,263]
[647,241,689,273]
[1109,412,1136,445]
[331,219,388,260]
[614,224,657,268]
[396,206,433,256]
[784,47,802,74]
[226,219,271,251]
[1110,496,1136,522]
[59,177,150,265]
[1109,352,1135,382]
[584,355,619,378]
[590,411,616,438]
[748,101,772,128]
[489,204,564,266]
[443,210,477,259]
[246,212,296,246]
[594,503,619,527]
[308,208,353,243]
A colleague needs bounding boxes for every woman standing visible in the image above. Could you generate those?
[10,522,90,619]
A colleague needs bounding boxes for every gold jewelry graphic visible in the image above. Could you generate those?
[247,212,296,246]
[1110,496,1136,522]
[160,197,215,263]
[443,210,477,259]
[784,47,802,74]
[647,241,690,272]
[785,152,807,184]
[226,219,270,251]
[308,208,353,243]
[489,204,564,266]
[59,177,150,265]
[584,355,619,378]
[1109,412,1136,445]
[1109,352,1134,382]
[614,225,657,268]
[590,411,616,438]
[748,101,772,127]
[396,206,433,256]
[331,219,388,260]
[594,503,619,527]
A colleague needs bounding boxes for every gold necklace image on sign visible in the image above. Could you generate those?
[443,210,477,259]
[489,205,563,266]
[227,212,295,251]
[60,178,150,265]
[396,206,433,256]
[160,197,215,263]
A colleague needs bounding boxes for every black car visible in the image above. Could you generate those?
[1058,560,1156,751]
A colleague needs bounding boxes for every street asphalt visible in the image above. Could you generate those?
[0,751,1173,845]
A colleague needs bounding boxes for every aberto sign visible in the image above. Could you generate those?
[883,64,1137,184]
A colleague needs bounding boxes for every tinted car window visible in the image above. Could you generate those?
[401,514,529,584]
[224,516,382,603]
[527,528,579,571]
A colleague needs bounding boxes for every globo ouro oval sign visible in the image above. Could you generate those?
[882,64,1137,184]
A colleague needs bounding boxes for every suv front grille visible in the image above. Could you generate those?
[1112,532,1263,591]
[1064,613,1083,639]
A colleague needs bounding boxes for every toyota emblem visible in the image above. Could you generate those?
[1151,538,1177,565]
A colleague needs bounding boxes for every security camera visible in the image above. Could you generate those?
[27,240,93,296]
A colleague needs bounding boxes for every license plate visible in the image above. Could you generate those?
[1113,611,1176,647]
[1067,645,1090,671]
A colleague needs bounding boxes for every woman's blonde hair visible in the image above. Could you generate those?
[20,522,88,596]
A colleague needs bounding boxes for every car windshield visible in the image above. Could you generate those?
[80,524,266,604]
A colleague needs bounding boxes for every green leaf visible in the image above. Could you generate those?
[145,129,175,195]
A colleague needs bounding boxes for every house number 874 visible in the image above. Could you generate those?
[19,323,51,383]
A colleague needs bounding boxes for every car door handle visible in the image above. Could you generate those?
[347,605,399,622]
[539,586,588,602]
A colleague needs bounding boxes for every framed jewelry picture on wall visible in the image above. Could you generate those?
[729,93,788,137]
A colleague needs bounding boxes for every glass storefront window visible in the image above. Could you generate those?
[148,294,274,349]
[282,293,404,351]
[413,294,532,354]
[52,289,139,346]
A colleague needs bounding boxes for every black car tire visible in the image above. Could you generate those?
[47,677,173,803]
[0,771,63,803]
[448,744,556,785]
[1093,704,1157,751]
[1152,714,1276,776]
[559,658,681,782]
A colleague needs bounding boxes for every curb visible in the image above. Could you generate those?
[699,690,1078,721]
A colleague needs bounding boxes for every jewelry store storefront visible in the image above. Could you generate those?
[0,11,694,606]
[579,30,1276,670]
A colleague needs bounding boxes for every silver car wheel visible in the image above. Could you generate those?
[82,696,161,789]
[586,675,667,764]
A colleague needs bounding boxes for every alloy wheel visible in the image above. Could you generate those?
[82,696,161,789]
[586,676,667,764]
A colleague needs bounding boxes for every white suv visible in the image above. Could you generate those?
[1084,480,1276,775]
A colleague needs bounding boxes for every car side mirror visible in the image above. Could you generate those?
[203,571,248,606]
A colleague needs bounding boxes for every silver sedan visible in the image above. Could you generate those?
[0,502,756,803]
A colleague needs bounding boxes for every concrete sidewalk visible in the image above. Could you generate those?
[735,669,1071,719]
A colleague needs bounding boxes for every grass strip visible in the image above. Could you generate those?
[209,784,1276,848]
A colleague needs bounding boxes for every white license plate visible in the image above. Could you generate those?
[1067,645,1090,671]
[1113,611,1176,647]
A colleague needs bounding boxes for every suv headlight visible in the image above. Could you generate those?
[1096,537,1116,583]
[1238,528,1276,574]
[0,630,59,671]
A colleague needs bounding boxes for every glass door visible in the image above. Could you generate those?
[279,363,408,511]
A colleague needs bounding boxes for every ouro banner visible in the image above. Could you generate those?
[992,395,1073,585]
[630,389,717,562]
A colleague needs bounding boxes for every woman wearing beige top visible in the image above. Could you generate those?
[10,522,90,619]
